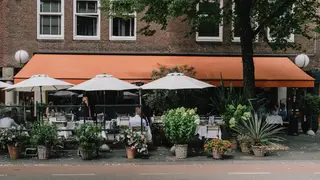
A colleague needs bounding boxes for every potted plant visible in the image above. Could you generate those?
[234,114,284,157]
[163,107,199,159]
[237,134,251,153]
[75,124,103,160]
[30,122,58,160]
[204,138,232,159]
[299,94,320,134]
[117,127,148,159]
[0,126,28,160]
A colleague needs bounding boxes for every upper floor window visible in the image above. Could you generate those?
[73,0,100,40]
[37,0,64,40]
[109,13,137,41]
[196,0,223,42]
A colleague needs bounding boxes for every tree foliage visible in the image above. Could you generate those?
[101,0,320,97]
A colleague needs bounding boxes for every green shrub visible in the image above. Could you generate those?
[163,107,199,144]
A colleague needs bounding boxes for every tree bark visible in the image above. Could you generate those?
[236,0,256,98]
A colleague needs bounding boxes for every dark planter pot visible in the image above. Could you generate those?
[302,115,319,134]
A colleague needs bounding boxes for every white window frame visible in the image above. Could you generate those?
[73,0,101,40]
[196,0,223,42]
[267,4,294,43]
[37,0,64,40]
[232,2,258,43]
[109,12,137,41]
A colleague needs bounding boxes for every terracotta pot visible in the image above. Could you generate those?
[252,146,266,157]
[37,146,50,160]
[126,147,136,159]
[79,149,94,160]
[7,145,20,160]
[212,148,223,159]
[240,143,250,153]
[175,144,188,159]
[231,138,238,150]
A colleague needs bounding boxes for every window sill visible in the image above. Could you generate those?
[109,36,136,41]
[196,37,223,42]
[37,35,64,40]
[73,36,100,41]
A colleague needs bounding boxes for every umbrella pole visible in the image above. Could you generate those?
[40,86,43,121]
[139,89,142,132]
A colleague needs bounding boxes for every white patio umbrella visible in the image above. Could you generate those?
[5,74,74,103]
[0,81,11,89]
[69,74,140,91]
[141,73,215,90]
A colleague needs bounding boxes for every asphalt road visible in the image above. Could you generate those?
[1,163,320,180]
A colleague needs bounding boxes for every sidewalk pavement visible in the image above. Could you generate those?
[1,133,320,166]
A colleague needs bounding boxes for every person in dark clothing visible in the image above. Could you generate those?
[79,96,91,119]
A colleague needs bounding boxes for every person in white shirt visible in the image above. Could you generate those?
[129,107,152,143]
[129,107,148,127]
[0,111,18,129]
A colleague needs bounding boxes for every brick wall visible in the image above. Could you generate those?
[0,0,319,68]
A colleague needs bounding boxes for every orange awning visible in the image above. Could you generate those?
[14,54,314,87]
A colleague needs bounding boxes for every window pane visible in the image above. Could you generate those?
[87,1,97,13]
[40,15,61,35]
[41,0,61,13]
[198,20,219,37]
[76,16,97,36]
[51,1,61,13]
[77,1,87,13]
[40,16,51,34]
[112,17,135,37]
[77,1,97,13]
[234,15,241,37]
[51,16,60,35]
[198,2,219,14]
[41,1,51,12]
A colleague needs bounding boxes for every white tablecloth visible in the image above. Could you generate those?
[195,125,221,139]
[266,115,283,125]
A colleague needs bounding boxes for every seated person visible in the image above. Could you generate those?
[129,107,148,128]
[278,103,287,120]
[129,107,152,143]
[0,111,18,129]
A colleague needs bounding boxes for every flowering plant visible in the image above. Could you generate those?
[164,107,199,144]
[75,124,103,150]
[117,127,148,154]
[204,139,232,153]
[0,126,29,147]
[222,104,251,128]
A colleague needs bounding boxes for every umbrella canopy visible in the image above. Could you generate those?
[50,90,78,97]
[0,81,11,89]
[69,74,140,91]
[141,73,215,90]
[5,74,73,92]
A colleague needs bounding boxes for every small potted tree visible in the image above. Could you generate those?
[30,122,58,160]
[299,94,320,134]
[117,127,148,159]
[237,134,251,153]
[163,107,199,159]
[75,124,103,160]
[0,126,29,160]
[204,138,232,159]
[234,114,284,157]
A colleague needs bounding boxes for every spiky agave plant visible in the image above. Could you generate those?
[233,113,285,146]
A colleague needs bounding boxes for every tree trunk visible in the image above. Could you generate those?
[241,38,255,98]
[236,0,256,98]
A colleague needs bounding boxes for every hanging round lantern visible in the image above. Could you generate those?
[294,53,310,68]
[14,50,30,64]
